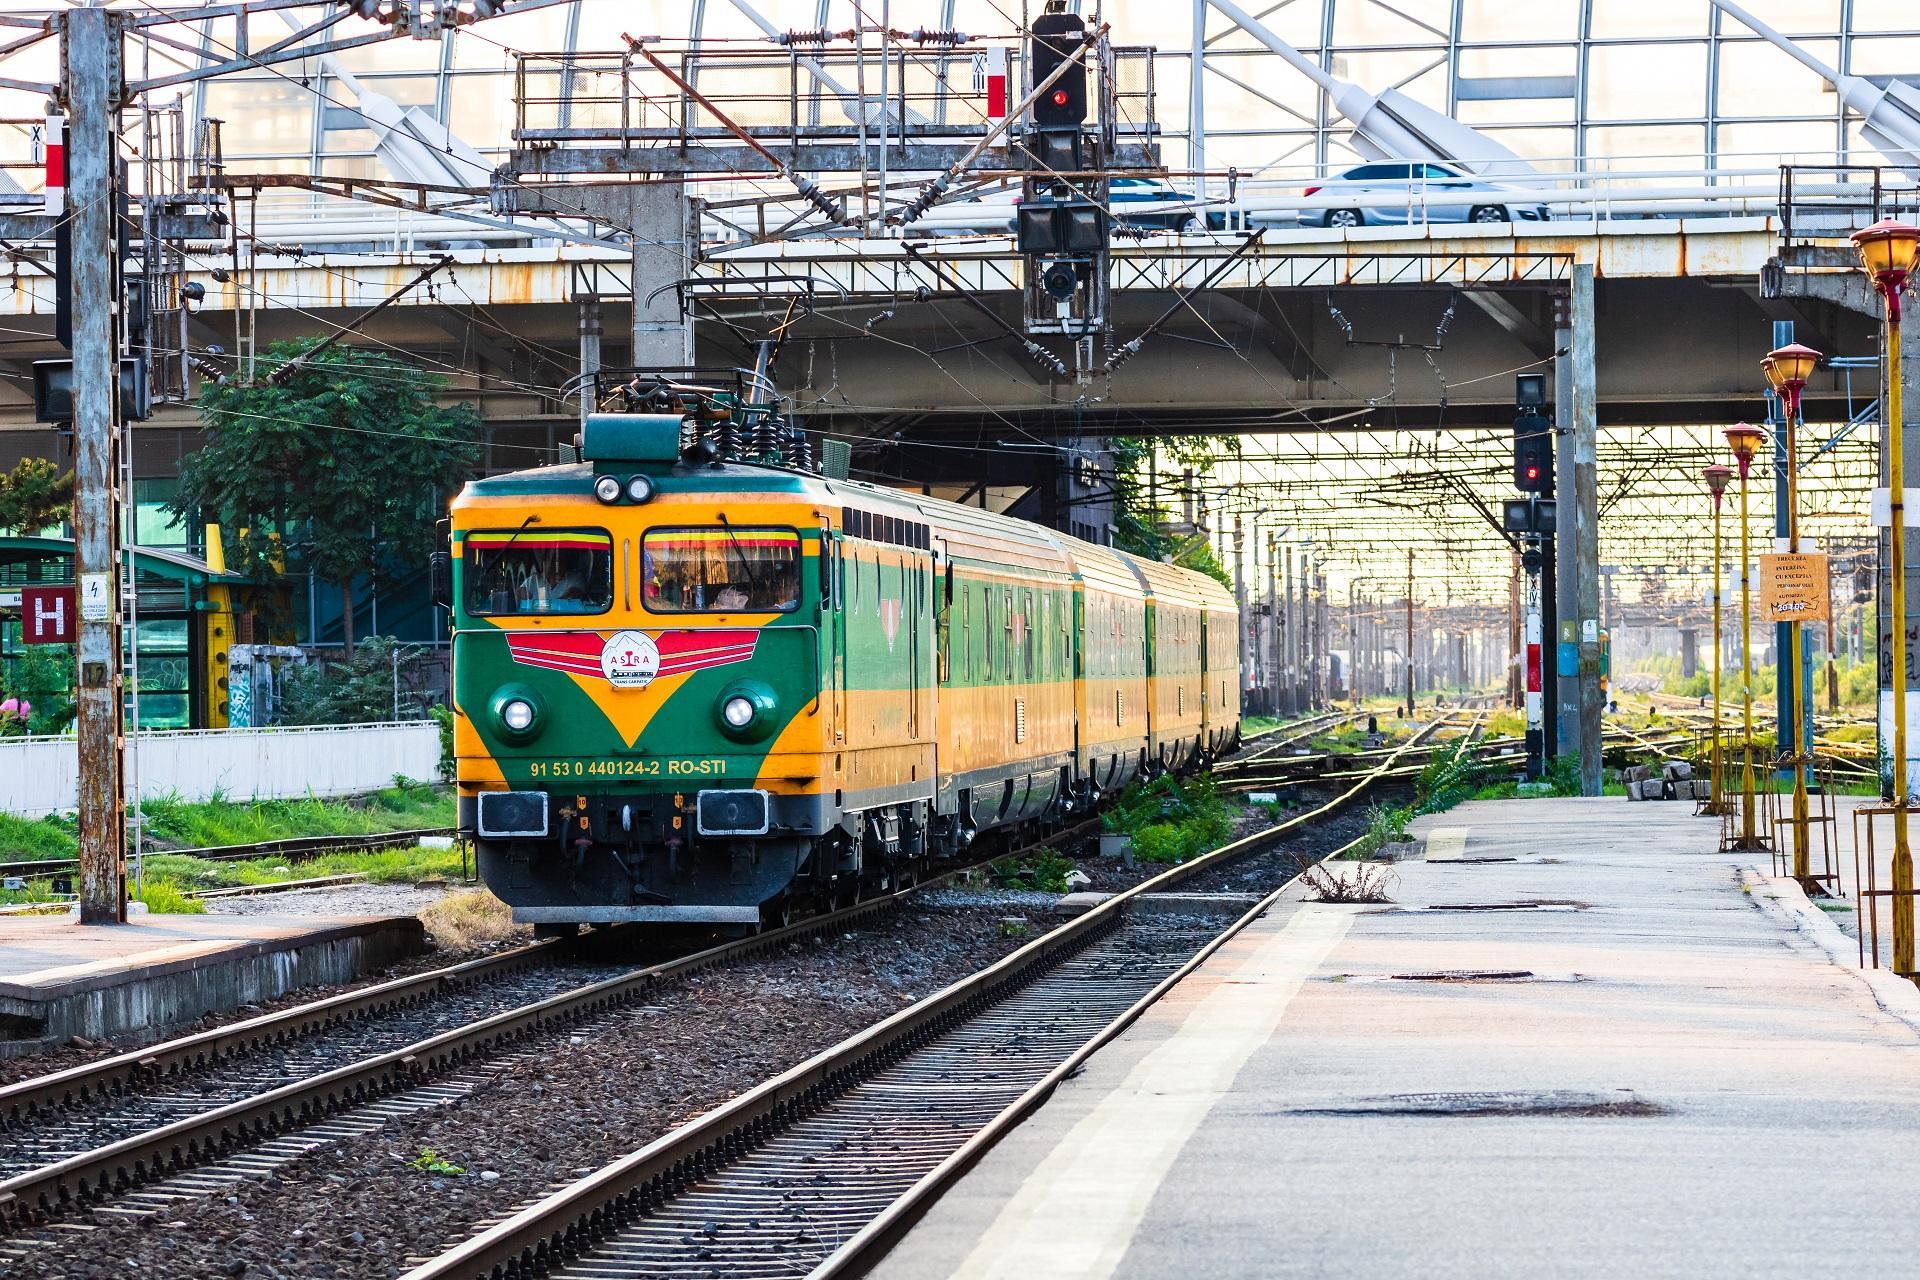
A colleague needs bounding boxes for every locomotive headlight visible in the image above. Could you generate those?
[625,474,655,503]
[593,474,621,503]
[490,685,545,744]
[713,679,778,742]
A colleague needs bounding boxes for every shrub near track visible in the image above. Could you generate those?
[1102,774,1235,865]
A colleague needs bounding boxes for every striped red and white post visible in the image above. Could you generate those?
[982,47,1008,120]
[42,114,64,216]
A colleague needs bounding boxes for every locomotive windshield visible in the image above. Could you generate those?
[465,528,613,616]
[642,526,801,613]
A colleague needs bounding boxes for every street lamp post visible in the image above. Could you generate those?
[1764,341,1823,887]
[1853,216,1920,975]
[1725,422,1769,851]
[1704,463,1733,817]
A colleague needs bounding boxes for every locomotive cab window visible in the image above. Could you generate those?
[465,529,613,616]
[642,527,802,613]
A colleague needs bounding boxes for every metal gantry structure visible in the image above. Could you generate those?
[5,0,1909,916]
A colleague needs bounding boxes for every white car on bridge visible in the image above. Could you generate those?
[1284,161,1551,228]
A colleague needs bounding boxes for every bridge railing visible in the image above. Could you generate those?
[507,43,1159,151]
[1777,163,1920,242]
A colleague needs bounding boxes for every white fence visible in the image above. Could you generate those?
[0,722,444,819]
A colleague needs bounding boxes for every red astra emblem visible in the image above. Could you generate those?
[506,630,758,684]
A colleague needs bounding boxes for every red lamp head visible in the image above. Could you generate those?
[1763,343,1820,419]
[1852,217,1920,286]
[1703,462,1732,508]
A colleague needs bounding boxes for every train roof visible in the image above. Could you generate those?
[458,456,1233,609]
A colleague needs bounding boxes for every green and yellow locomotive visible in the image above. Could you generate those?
[451,411,1240,931]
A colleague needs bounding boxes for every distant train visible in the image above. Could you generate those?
[449,412,1241,931]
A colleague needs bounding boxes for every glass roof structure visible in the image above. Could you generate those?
[3,1,1919,198]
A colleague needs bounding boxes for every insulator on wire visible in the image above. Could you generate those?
[751,412,778,460]
[895,173,951,226]
[909,27,969,46]
[1103,338,1144,374]
[778,27,832,45]
[790,173,849,225]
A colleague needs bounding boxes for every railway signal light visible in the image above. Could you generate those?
[1513,373,1553,494]
[1029,10,1088,128]
[1017,201,1107,255]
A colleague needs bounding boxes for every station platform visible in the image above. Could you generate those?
[0,911,426,1054]
[872,796,1920,1280]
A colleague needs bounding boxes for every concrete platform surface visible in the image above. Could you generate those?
[0,911,426,1051]
[872,797,1920,1280]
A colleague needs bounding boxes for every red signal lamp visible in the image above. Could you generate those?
[1051,89,1069,106]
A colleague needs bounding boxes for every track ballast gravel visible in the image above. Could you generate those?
[12,904,1025,1280]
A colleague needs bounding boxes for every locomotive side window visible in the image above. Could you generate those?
[642,527,802,613]
[465,528,613,616]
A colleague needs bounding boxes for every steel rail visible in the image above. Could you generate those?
[0,938,559,1130]
[0,827,457,883]
[398,720,1446,1280]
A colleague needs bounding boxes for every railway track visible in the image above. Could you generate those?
[399,725,1444,1280]
[0,792,1153,1243]
[0,892,923,1248]
[0,714,1444,1263]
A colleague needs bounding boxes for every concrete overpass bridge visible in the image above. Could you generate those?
[0,211,1864,442]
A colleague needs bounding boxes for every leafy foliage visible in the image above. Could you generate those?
[409,1148,465,1176]
[1413,739,1487,814]
[0,643,77,735]
[173,339,479,643]
[1109,436,1237,588]
[989,846,1076,892]
[1102,772,1235,865]
[274,636,411,725]
[1345,802,1413,859]
[430,704,457,781]
[0,457,73,534]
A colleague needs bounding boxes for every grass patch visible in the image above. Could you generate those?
[0,784,453,864]
[1343,803,1414,860]
[133,879,206,914]
[0,812,77,861]
[2,836,463,907]
[138,781,453,850]
[134,842,466,892]
[420,887,520,948]
[1102,773,1234,865]
[1241,715,1282,735]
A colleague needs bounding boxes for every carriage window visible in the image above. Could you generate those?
[642,527,801,613]
[465,528,613,616]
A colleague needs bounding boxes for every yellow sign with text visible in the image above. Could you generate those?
[1758,552,1830,623]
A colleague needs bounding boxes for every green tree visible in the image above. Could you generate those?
[1109,436,1235,588]
[0,457,73,534]
[172,339,480,645]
